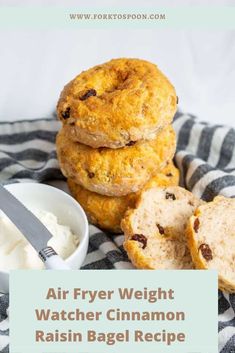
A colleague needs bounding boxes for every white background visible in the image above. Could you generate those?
[0,0,235,126]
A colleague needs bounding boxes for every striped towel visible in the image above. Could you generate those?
[0,113,235,352]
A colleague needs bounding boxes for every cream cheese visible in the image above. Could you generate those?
[0,209,79,270]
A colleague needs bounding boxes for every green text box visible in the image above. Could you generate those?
[0,7,235,29]
[10,270,218,353]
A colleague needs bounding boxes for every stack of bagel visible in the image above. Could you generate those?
[56,58,178,233]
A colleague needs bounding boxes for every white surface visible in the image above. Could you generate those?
[0,0,235,126]
[0,183,89,293]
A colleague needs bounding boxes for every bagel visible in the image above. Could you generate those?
[67,162,179,233]
[121,186,202,269]
[187,196,235,292]
[56,125,176,197]
[57,58,177,148]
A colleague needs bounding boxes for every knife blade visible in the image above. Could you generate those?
[0,184,70,270]
[0,184,52,252]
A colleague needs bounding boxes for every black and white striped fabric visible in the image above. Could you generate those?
[0,113,234,352]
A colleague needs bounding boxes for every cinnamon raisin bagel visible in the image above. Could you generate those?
[56,125,176,197]
[57,58,177,148]
[67,162,179,233]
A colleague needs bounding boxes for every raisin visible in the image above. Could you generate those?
[176,96,179,104]
[193,218,200,233]
[165,192,176,200]
[61,107,70,119]
[157,224,164,235]
[131,234,147,249]
[126,141,136,146]
[198,243,213,261]
[166,173,173,177]
[87,171,95,178]
[80,89,97,101]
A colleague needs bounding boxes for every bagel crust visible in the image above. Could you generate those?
[186,196,235,293]
[67,162,179,233]
[57,58,177,148]
[56,125,176,197]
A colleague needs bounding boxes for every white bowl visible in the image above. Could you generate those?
[0,183,89,293]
